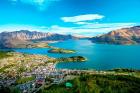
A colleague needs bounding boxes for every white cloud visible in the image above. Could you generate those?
[75,22,90,25]
[0,23,137,36]
[47,23,136,36]
[10,0,60,10]
[61,14,105,23]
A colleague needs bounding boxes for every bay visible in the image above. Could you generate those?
[14,40,140,70]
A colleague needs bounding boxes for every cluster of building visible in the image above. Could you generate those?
[17,63,65,92]
[16,62,85,93]
[0,52,84,93]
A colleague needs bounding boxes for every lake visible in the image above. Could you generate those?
[14,39,140,70]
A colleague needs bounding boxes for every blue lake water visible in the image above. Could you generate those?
[13,40,140,70]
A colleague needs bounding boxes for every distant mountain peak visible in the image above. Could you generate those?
[90,26,140,45]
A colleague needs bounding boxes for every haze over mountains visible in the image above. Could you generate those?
[90,26,140,45]
[0,30,77,48]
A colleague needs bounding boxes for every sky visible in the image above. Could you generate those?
[0,0,140,36]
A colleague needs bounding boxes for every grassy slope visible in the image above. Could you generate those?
[40,74,140,93]
[0,51,11,59]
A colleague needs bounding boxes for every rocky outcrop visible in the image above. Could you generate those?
[90,26,140,45]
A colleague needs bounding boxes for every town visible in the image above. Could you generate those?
[0,51,86,93]
[0,51,140,93]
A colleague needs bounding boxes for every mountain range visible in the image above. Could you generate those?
[1,26,140,48]
[90,26,140,45]
[0,30,77,48]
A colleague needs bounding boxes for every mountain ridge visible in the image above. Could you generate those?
[0,30,78,48]
[90,26,140,45]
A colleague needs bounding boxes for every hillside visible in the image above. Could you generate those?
[90,26,140,45]
[0,30,77,48]
[39,73,140,93]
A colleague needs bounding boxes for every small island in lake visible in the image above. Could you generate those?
[53,56,87,62]
[48,48,76,54]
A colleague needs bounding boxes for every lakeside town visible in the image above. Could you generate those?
[1,0,140,92]
[0,51,140,93]
[0,51,86,93]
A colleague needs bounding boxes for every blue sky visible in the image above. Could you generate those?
[0,0,140,36]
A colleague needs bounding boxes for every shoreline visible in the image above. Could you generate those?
[0,51,140,93]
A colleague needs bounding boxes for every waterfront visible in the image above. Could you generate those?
[1,41,140,93]
[14,39,140,70]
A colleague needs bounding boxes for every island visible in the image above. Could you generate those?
[51,56,87,63]
[48,48,76,54]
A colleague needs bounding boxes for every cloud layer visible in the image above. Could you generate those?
[48,23,136,36]
[0,23,136,36]
[61,14,104,23]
